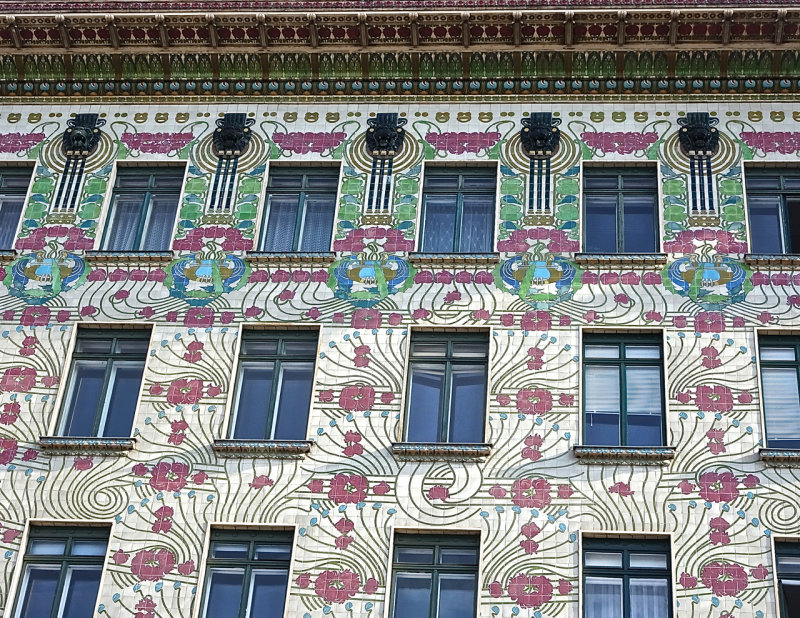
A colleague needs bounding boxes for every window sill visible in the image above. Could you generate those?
[391,442,492,461]
[759,448,800,465]
[245,251,335,266]
[574,253,667,268]
[213,439,313,459]
[84,250,174,265]
[573,445,675,464]
[0,249,16,264]
[744,254,800,267]
[39,436,136,455]
[408,252,499,267]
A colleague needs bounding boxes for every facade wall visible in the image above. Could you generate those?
[0,100,797,618]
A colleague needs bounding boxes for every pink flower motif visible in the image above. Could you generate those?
[740,131,800,155]
[177,560,196,576]
[339,385,375,411]
[698,471,740,503]
[20,306,50,326]
[314,569,361,604]
[121,131,193,154]
[750,564,769,580]
[558,579,573,595]
[249,475,275,489]
[296,573,311,588]
[0,438,18,465]
[512,478,552,509]
[351,309,382,330]
[609,482,634,497]
[244,305,263,318]
[149,462,190,493]
[695,312,725,333]
[166,379,204,405]
[742,474,760,488]
[500,314,515,327]
[600,272,619,285]
[344,443,364,457]
[581,131,659,154]
[644,310,663,322]
[335,535,354,550]
[21,449,37,461]
[305,307,321,320]
[738,391,753,404]
[334,518,355,534]
[0,131,45,153]
[732,316,745,328]
[489,581,504,598]
[380,392,395,404]
[425,131,501,154]
[696,385,734,413]
[443,290,461,303]
[412,308,431,320]
[558,393,574,406]
[677,479,695,495]
[132,463,149,476]
[673,315,687,328]
[559,315,572,326]
[1,367,37,392]
[516,388,553,415]
[497,394,511,406]
[472,309,490,321]
[583,310,600,324]
[207,385,221,397]
[364,577,379,594]
[2,529,20,543]
[73,456,93,471]
[220,311,235,324]
[149,383,164,396]
[183,307,215,327]
[520,539,539,554]
[427,485,450,502]
[114,289,130,301]
[489,484,507,498]
[192,471,208,484]
[388,313,403,326]
[183,341,204,363]
[272,131,347,154]
[521,311,552,332]
[152,506,174,534]
[131,549,176,582]
[614,293,630,304]
[56,310,71,322]
[679,572,698,588]
[676,391,692,404]
[757,311,774,324]
[701,561,748,597]
[139,307,156,319]
[507,573,554,608]
[706,428,726,455]
[527,348,544,371]
[277,289,295,302]
[319,390,334,403]
[521,523,541,538]
[373,481,391,495]
[701,346,721,369]
[557,485,574,499]
[112,549,130,564]
[0,402,20,425]
[328,473,368,504]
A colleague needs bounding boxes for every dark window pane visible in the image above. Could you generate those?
[117,175,152,189]
[204,569,245,616]
[761,347,796,361]
[115,338,150,354]
[440,548,478,565]
[585,345,620,359]
[254,544,292,562]
[585,195,618,253]
[584,576,623,618]
[621,174,657,190]
[268,174,302,188]
[411,341,447,357]
[283,340,317,356]
[393,573,433,618]
[71,539,108,556]
[104,196,143,250]
[749,195,784,253]
[584,174,620,190]
[2,173,32,190]
[263,194,299,251]
[305,172,339,189]
[242,340,278,355]
[625,366,663,446]
[424,174,460,190]
[422,195,457,252]
[449,364,486,443]
[233,362,275,439]
[630,578,669,618]
[101,361,145,437]
[141,194,178,250]
[300,194,334,251]
[625,346,661,359]
[63,360,107,436]
[272,362,314,440]
[438,574,477,618]
[76,339,113,354]
[61,566,103,618]
[29,539,67,555]
[460,194,493,252]
[451,342,488,358]
[461,173,496,189]
[747,175,781,190]
[17,566,60,618]
[396,548,434,564]
[787,196,800,253]
[623,195,657,252]
[781,580,800,618]
[249,569,289,618]
[0,197,23,249]
[153,174,184,189]
[211,543,249,559]
[406,363,446,442]
[584,365,620,446]
[762,366,800,447]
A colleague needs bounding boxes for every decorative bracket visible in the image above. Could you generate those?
[677,112,720,156]
[213,112,255,157]
[520,112,561,157]
[62,113,105,156]
[365,112,407,158]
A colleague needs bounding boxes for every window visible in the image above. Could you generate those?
[777,542,800,617]
[583,538,671,618]
[404,333,488,444]
[759,338,800,449]
[102,167,183,251]
[390,534,479,618]
[13,526,108,618]
[583,334,664,447]
[0,168,32,250]
[420,168,495,253]
[59,329,149,438]
[201,530,292,618]
[259,167,337,252]
[230,331,316,440]
[746,169,800,254]
[583,167,658,253]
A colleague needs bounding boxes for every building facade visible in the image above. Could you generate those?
[0,3,800,618]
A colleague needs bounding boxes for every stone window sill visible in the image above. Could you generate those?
[213,439,313,459]
[245,251,334,266]
[0,249,16,265]
[744,254,800,267]
[574,253,667,268]
[391,442,492,461]
[84,250,174,265]
[408,252,499,267]
[759,448,800,465]
[573,445,675,464]
[39,436,135,455]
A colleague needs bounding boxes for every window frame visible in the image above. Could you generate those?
[582,537,673,618]
[200,528,293,618]
[403,331,489,444]
[229,329,318,441]
[0,166,33,250]
[58,328,151,438]
[745,168,800,254]
[582,166,659,254]
[13,525,109,618]
[389,533,480,618]
[258,166,339,252]
[581,332,666,447]
[101,166,184,252]
[419,166,497,253]
[758,336,800,449]
[776,541,800,618]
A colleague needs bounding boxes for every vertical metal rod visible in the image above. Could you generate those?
[225,156,239,211]
[367,157,378,212]
[209,158,224,212]
[67,157,86,211]
[383,156,394,212]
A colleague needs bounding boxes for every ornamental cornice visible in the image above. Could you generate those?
[573,445,676,464]
[391,442,492,461]
[39,436,136,454]
[213,439,313,458]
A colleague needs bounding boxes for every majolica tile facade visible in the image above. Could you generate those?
[1,3,800,618]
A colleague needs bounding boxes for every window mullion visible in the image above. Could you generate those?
[430,570,439,618]
[619,359,628,446]
[49,558,70,618]
[442,360,453,442]
[617,190,625,253]
[454,189,464,252]
[239,564,251,618]
[265,358,281,440]
[92,355,115,436]
[294,189,306,251]
[134,190,153,251]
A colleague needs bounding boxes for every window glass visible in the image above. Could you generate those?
[746,171,800,254]
[396,548,435,564]
[0,169,31,250]
[760,341,800,449]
